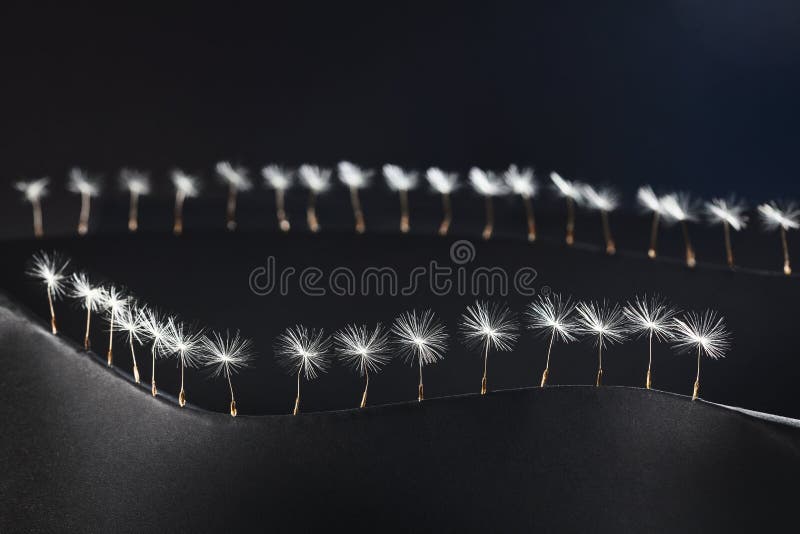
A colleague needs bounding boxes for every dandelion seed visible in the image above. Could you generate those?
[339,161,373,234]
[117,303,145,383]
[425,167,459,236]
[165,318,204,407]
[202,330,254,416]
[334,324,390,408]
[672,310,731,400]
[504,165,538,241]
[469,167,508,240]
[171,170,200,236]
[704,197,748,268]
[637,186,665,259]
[275,325,331,415]
[262,165,293,232]
[758,201,800,275]
[459,301,519,395]
[525,293,579,386]
[216,161,252,231]
[392,309,448,401]
[26,251,70,334]
[140,307,170,397]
[383,164,419,234]
[623,295,678,389]
[14,177,49,238]
[576,300,628,386]
[69,272,107,350]
[101,286,128,367]
[298,164,332,232]
[550,172,582,245]
[661,193,700,268]
[67,168,101,236]
[120,169,151,232]
[581,184,620,254]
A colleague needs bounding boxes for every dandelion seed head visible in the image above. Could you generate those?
[26,251,70,298]
[576,300,628,347]
[758,202,800,231]
[69,272,107,311]
[15,178,49,202]
[216,161,252,191]
[383,164,419,191]
[334,323,391,376]
[706,197,748,231]
[425,167,458,194]
[298,164,332,192]
[165,318,205,368]
[672,310,731,360]
[637,185,663,214]
[469,167,508,196]
[581,184,619,212]
[120,169,151,195]
[102,286,128,319]
[172,170,200,197]
[525,293,579,343]
[392,309,448,367]
[67,168,100,196]
[660,193,699,223]
[202,330,254,377]
[117,304,145,344]
[623,295,678,342]
[503,165,537,198]
[338,161,374,189]
[275,325,331,380]
[550,172,582,200]
[459,301,519,352]
[261,165,293,190]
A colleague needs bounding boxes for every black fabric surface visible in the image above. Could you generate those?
[2,294,799,533]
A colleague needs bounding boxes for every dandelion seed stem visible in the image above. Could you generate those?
[83,305,91,350]
[482,196,494,240]
[32,197,43,238]
[681,220,696,268]
[541,329,555,387]
[723,221,734,268]
[350,186,366,234]
[227,372,237,417]
[129,335,140,384]
[601,210,616,254]
[293,369,302,415]
[648,211,660,259]
[399,190,410,233]
[275,189,290,232]
[78,192,90,235]
[360,368,369,409]
[418,360,424,402]
[226,183,237,231]
[128,191,139,232]
[173,190,185,235]
[692,345,701,401]
[781,226,792,275]
[646,330,653,389]
[107,313,114,366]
[566,197,575,245]
[307,191,319,233]
[151,343,158,397]
[595,334,603,387]
[438,193,452,236]
[481,338,490,395]
[523,196,536,242]
[46,286,57,334]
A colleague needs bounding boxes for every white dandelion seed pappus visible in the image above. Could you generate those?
[67,168,100,196]
[392,309,449,366]
[525,293,579,343]
[758,202,800,231]
[672,310,731,360]
[636,185,663,214]
[202,330,255,378]
[576,300,628,347]
[27,251,70,298]
[550,172,581,200]
[69,273,107,311]
[298,164,333,192]
[459,301,519,352]
[706,198,748,231]
[660,193,698,223]
[425,167,459,194]
[172,170,200,197]
[503,165,537,198]
[15,178,49,202]
[117,305,145,344]
[383,164,419,191]
[581,184,619,212]
[334,324,391,376]
[166,318,205,368]
[338,161,374,189]
[261,165,293,190]
[468,167,508,196]
[215,161,252,191]
[275,325,331,380]
[140,308,171,354]
[120,169,151,195]
[102,286,128,319]
[623,295,678,342]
